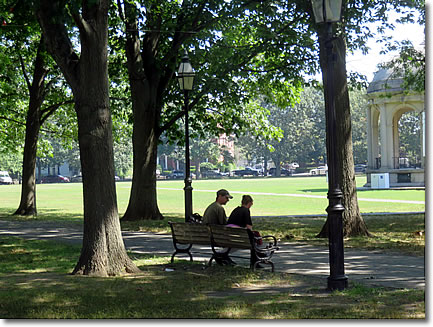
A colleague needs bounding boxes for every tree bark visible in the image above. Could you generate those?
[121,6,163,221]
[37,0,140,276]
[14,37,47,216]
[316,29,371,238]
[14,104,40,216]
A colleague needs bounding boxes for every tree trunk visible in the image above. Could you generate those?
[316,30,371,238]
[37,0,140,276]
[122,118,162,221]
[121,6,163,221]
[14,106,40,216]
[196,160,201,179]
[14,37,47,216]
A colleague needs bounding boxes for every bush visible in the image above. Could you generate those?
[200,162,217,171]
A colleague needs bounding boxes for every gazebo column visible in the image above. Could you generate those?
[367,105,380,169]
[421,111,425,168]
[379,104,393,170]
[392,114,401,169]
[372,107,380,168]
[366,106,373,169]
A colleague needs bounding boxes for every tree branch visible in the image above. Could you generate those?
[158,109,185,136]
[36,0,80,91]
[18,52,31,92]
[0,115,26,126]
[40,99,74,124]
[68,4,86,34]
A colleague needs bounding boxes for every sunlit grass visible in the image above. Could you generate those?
[0,236,424,319]
[0,176,425,219]
[0,178,425,256]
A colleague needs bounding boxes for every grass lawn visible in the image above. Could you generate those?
[0,176,425,319]
[0,236,424,319]
[0,176,425,219]
[0,176,425,255]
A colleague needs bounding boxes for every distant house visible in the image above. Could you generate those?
[214,133,235,163]
[36,161,75,181]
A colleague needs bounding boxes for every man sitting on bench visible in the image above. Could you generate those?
[202,189,236,265]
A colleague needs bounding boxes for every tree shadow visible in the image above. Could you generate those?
[0,208,83,222]
[0,237,424,318]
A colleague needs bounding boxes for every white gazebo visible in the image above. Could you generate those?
[365,68,425,188]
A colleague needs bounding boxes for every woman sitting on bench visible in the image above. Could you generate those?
[227,195,264,269]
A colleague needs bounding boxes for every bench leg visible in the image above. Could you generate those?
[171,251,193,263]
[251,250,275,272]
[208,247,232,267]
[170,244,193,263]
[251,260,275,272]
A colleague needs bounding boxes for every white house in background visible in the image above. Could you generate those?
[37,162,74,180]
[365,68,424,188]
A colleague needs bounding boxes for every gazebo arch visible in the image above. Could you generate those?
[365,68,424,188]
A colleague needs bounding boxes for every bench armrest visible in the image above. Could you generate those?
[260,235,277,245]
[253,234,279,254]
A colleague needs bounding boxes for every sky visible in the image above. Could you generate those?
[345,10,425,83]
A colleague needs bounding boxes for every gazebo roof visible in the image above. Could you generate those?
[366,68,405,94]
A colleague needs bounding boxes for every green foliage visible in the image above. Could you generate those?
[380,41,425,93]
[114,140,133,178]
[398,111,422,164]
[190,137,220,166]
[115,0,315,144]
[237,87,326,167]
[0,151,22,177]
[199,162,216,171]
[349,88,368,163]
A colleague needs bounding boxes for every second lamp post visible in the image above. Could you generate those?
[311,0,348,291]
[177,50,195,222]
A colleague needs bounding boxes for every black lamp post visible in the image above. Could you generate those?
[311,0,348,291]
[177,50,195,222]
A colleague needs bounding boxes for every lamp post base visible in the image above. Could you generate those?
[327,275,348,291]
[184,177,193,222]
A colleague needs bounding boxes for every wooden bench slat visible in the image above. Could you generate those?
[175,236,210,245]
[170,223,210,245]
[209,225,252,249]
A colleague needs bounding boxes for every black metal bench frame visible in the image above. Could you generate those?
[168,222,279,271]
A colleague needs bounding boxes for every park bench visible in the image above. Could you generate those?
[168,222,279,271]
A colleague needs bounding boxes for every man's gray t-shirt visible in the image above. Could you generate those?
[203,201,227,225]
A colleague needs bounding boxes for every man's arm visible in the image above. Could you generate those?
[218,206,227,225]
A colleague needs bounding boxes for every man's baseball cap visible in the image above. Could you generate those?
[217,189,233,199]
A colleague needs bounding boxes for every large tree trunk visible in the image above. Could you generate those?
[316,29,370,238]
[37,0,140,276]
[122,116,162,221]
[14,37,47,216]
[121,5,163,221]
[14,105,40,216]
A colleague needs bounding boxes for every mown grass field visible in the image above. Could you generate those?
[0,175,425,219]
[0,176,425,319]
[0,236,424,319]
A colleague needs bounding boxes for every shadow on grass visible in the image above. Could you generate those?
[0,237,425,319]
[0,207,83,222]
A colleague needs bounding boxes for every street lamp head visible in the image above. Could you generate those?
[177,50,195,91]
[311,0,342,23]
